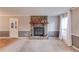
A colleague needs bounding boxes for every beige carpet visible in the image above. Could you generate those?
[20,37,77,52]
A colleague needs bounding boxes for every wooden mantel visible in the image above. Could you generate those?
[30,16,48,25]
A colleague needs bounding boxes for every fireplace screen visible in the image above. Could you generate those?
[34,27,44,36]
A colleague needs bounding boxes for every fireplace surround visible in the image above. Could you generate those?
[30,16,48,37]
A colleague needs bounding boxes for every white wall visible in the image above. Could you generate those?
[48,16,59,31]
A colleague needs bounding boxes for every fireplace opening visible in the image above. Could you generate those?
[34,27,44,36]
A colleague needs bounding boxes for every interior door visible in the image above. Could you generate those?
[9,18,18,38]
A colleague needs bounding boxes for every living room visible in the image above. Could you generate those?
[0,7,78,52]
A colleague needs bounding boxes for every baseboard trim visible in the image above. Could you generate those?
[72,45,79,51]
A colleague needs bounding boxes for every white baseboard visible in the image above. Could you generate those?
[72,45,79,51]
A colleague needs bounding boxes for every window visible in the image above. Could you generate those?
[61,16,68,30]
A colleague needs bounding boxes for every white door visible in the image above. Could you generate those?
[9,18,18,38]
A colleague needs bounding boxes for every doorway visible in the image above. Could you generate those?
[9,18,18,38]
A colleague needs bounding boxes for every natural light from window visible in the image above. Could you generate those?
[61,16,68,30]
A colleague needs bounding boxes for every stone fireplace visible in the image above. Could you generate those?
[30,16,48,37]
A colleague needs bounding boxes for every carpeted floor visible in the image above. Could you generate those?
[20,37,77,52]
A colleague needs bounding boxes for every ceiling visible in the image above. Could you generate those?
[0,7,71,16]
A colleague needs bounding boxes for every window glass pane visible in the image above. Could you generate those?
[61,16,68,30]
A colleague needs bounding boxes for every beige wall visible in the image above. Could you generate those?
[71,8,79,48]
[0,16,31,31]
[18,16,30,31]
[0,16,60,37]
[0,16,9,31]
[0,16,59,31]
[71,8,79,36]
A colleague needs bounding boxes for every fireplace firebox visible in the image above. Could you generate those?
[34,27,44,36]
